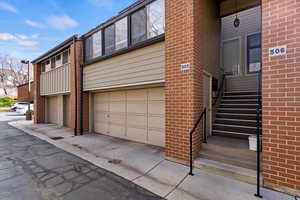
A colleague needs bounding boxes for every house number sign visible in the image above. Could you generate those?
[269,45,287,57]
[180,63,190,71]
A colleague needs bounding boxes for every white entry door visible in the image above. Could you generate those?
[222,38,241,76]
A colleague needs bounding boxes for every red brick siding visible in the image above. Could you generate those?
[262,0,300,196]
[165,0,204,162]
[17,83,34,103]
[33,63,45,123]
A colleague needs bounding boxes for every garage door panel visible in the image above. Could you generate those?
[93,87,165,147]
[148,130,165,147]
[127,127,147,143]
[47,96,58,124]
[126,89,147,100]
[148,88,164,100]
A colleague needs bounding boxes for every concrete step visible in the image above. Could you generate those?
[215,118,261,127]
[213,124,258,135]
[194,158,259,185]
[217,108,260,114]
[216,113,260,121]
[224,91,260,96]
[221,99,259,104]
[212,130,252,139]
[222,95,260,100]
[219,104,259,109]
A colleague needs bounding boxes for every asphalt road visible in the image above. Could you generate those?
[0,112,164,200]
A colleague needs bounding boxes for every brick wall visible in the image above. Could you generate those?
[33,63,45,123]
[70,40,84,135]
[17,82,34,103]
[262,0,300,196]
[165,0,204,162]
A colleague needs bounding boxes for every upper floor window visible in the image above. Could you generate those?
[51,57,55,69]
[105,25,115,54]
[115,17,128,50]
[55,55,62,67]
[45,60,51,72]
[84,0,165,62]
[247,33,261,73]
[131,8,147,45]
[93,31,102,58]
[147,0,165,38]
[62,50,69,64]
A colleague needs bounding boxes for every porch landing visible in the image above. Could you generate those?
[195,136,257,184]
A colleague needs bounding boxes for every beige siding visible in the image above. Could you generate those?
[226,75,258,91]
[84,42,165,91]
[40,64,70,95]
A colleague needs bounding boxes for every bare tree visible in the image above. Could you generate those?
[0,54,28,96]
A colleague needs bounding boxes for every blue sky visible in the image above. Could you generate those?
[0,0,136,60]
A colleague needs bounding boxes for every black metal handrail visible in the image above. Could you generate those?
[212,74,226,106]
[255,69,263,198]
[189,108,206,176]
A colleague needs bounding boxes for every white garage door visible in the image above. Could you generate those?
[93,87,165,147]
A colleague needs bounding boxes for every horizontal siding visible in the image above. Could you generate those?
[84,42,165,91]
[40,64,70,96]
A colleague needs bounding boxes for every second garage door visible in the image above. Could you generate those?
[93,87,165,147]
[46,96,58,124]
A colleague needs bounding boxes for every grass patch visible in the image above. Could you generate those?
[0,97,16,107]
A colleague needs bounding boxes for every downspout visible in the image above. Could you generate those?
[73,36,78,136]
[80,63,83,136]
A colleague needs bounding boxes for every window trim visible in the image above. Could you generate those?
[246,32,261,74]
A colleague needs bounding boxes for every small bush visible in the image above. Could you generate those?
[0,97,16,107]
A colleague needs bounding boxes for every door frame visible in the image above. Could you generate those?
[221,36,242,77]
[203,70,212,136]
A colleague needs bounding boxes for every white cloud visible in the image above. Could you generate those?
[16,34,28,40]
[0,33,16,40]
[0,1,18,13]
[46,15,79,30]
[31,34,39,39]
[0,33,39,47]
[25,19,45,28]
[16,40,38,47]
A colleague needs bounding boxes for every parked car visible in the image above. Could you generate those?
[11,102,30,111]
[15,104,34,115]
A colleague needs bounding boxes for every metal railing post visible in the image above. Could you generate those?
[255,70,263,198]
[203,108,207,143]
[189,131,194,176]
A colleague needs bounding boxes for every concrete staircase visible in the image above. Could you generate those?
[195,136,258,185]
[213,91,261,139]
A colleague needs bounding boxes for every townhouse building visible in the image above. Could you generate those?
[32,0,300,197]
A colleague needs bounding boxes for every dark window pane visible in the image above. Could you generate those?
[62,50,69,64]
[85,36,93,61]
[93,31,102,57]
[131,8,146,44]
[104,25,115,54]
[147,0,165,38]
[51,57,55,69]
[115,17,128,50]
[248,33,261,48]
[247,33,261,73]
[41,63,45,72]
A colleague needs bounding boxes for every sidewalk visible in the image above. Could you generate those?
[9,120,297,200]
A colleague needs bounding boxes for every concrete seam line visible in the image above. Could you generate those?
[164,173,189,199]
[131,159,165,182]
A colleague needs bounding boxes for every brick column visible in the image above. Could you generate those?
[33,63,45,123]
[262,0,300,196]
[165,0,204,163]
[70,40,85,135]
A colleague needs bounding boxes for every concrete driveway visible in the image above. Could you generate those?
[0,112,163,200]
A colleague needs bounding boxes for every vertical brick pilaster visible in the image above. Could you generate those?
[165,0,204,163]
[33,63,45,123]
[262,0,300,196]
[70,39,85,135]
